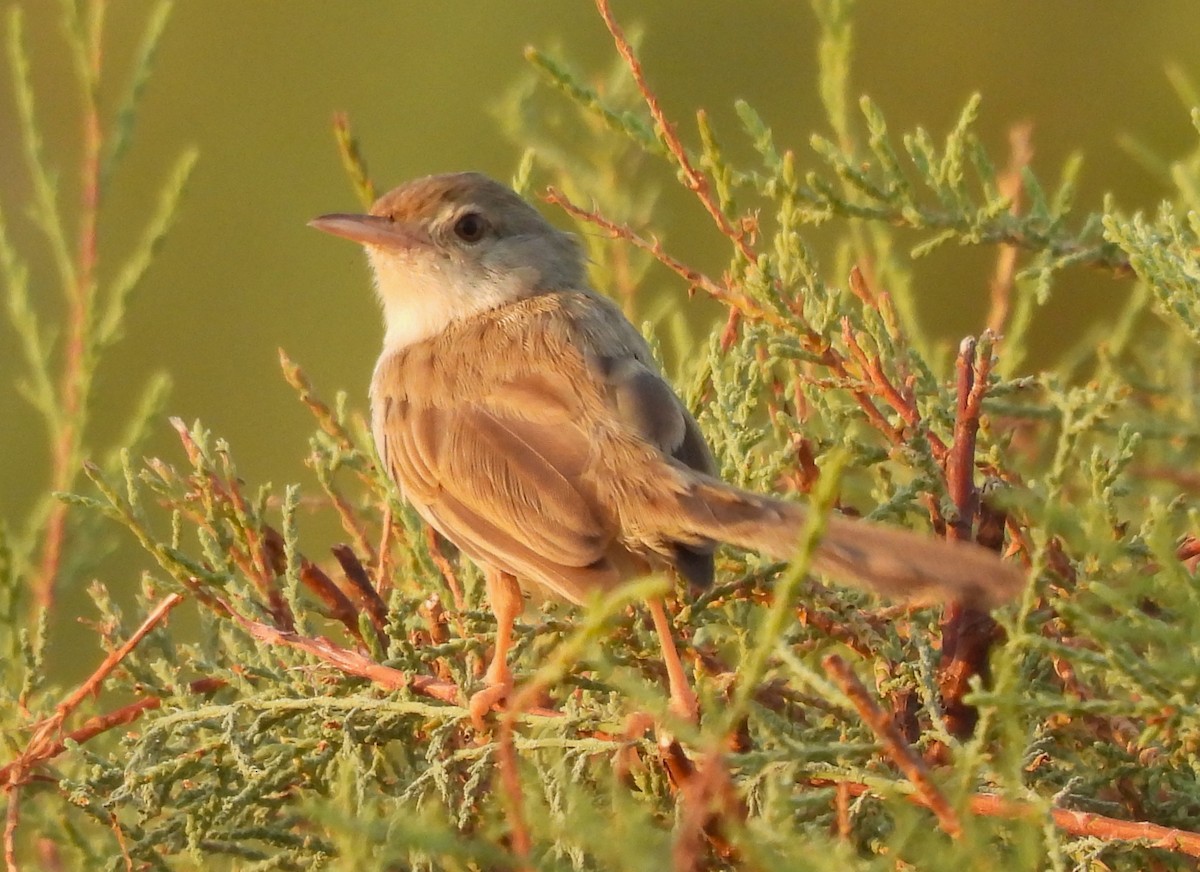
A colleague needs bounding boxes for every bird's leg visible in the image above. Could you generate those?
[647,597,698,723]
[469,568,522,728]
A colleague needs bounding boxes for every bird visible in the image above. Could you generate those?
[309,171,1024,724]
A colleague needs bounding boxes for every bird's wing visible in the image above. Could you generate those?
[590,352,716,477]
[587,352,720,589]
[376,363,627,603]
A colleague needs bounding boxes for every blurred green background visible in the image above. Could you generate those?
[2,1,1199,661]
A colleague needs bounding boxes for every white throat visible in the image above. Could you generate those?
[367,248,521,353]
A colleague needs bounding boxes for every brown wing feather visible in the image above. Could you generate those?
[419,479,622,603]
[595,354,718,589]
[594,354,716,475]
[370,292,725,601]
[389,406,605,556]
[376,358,631,601]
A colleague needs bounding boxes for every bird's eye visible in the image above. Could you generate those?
[453,212,488,243]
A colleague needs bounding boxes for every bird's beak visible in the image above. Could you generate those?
[308,213,427,250]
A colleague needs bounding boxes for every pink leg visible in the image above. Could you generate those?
[469,569,522,728]
[647,598,698,723]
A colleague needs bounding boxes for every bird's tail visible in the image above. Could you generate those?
[671,474,1024,609]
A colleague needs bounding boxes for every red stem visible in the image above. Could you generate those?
[34,2,106,611]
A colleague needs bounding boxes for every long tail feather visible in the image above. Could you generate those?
[674,475,1024,609]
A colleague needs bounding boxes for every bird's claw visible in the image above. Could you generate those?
[467,678,513,730]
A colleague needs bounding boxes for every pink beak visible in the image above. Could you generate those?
[308,213,427,250]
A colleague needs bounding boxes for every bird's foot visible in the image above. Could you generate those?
[668,684,699,725]
[468,675,513,730]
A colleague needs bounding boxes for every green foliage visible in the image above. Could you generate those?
[4,0,1200,869]
[0,0,191,629]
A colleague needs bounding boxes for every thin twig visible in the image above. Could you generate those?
[330,544,390,643]
[425,527,465,612]
[495,721,533,869]
[593,0,755,266]
[4,786,18,872]
[840,316,950,463]
[937,334,1003,741]
[813,779,1200,859]
[108,813,133,872]
[946,336,981,543]
[200,587,460,704]
[823,654,962,838]
[28,593,183,747]
[33,0,108,613]
[0,678,224,787]
[544,188,786,333]
[321,477,377,566]
[980,795,1200,859]
[835,781,852,840]
[375,502,396,597]
[4,591,183,863]
[986,122,1034,334]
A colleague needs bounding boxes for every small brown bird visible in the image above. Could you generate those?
[311,172,1023,723]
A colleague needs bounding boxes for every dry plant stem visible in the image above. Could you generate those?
[23,593,184,759]
[822,654,962,838]
[5,592,182,869]
[495,724,533,869]
[108,815,132,872]
[814,780,1200,859]
[946,336,984,544]
[835,781,852,840]
[938,336,1002,741]
[259,527,360,639]
[671,750,742,871]
[544,189,786,333]
[4,788,18,872]
[986,123,1034,334]
[33,3,105,613]
[425,527,466,611]
[324,483,377,566]
[375,502,395,597]
[840,317,950,463]
[221,455,285,612]
[936,605,1003,743]
[196,585,462,704]
[593,0,755,267]
[0,678,225,788]
[1009,801,1200,861]
[419,529,470,644]
[329,544,389,642]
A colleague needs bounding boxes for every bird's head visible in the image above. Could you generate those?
[311,172,586,349]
